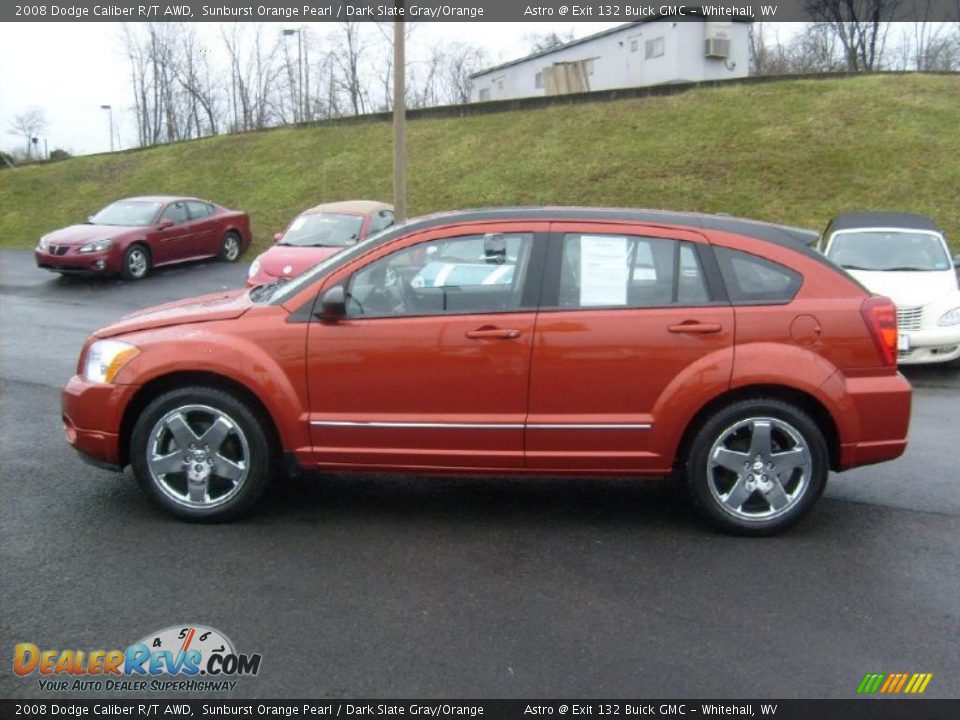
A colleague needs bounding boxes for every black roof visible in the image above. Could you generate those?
[827,212,942,234]
[404,206,818,249]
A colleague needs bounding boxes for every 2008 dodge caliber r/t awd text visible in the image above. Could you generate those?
[62,208,912,535]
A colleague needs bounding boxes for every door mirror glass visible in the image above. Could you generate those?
[274,232,283,243]
[317,286,346,321]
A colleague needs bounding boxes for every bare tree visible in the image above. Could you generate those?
[441,42,489,105]
[804,0,903,71]
[7,108,47,159]
[331,23,370,116]
[525,29,576,53]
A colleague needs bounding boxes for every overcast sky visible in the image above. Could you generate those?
[0,21,805,156]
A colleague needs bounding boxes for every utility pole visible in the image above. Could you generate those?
[100,104,114,152]
[393,9,406,222]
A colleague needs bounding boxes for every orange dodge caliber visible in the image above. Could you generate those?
[62,208,912,534]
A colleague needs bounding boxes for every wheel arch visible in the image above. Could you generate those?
[674,384,841,475]
[118,371,281,467]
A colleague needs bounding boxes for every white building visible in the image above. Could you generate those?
[469,20,752,103]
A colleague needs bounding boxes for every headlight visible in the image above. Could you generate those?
[938,307,960,327]
[248,259,261,278]
[83,340,139,384]
[38,236,50,251]
[77,239,113,254]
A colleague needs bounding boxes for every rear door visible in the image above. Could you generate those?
[525,223,735,473]
[185,201,219,254]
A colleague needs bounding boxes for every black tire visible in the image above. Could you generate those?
[218,231,242,262]
[121,243,151,280]
[129,386,274,522]
[684,398,828,536]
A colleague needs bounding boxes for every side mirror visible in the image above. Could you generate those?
[953,255,960,268]
[274,232,283,243]
[87,215,96,223]
[316,286,346,321]
[157,219,175,230]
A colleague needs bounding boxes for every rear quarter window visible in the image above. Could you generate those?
[715,247,802,305]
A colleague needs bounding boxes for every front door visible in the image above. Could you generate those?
[305,224,547,470]
[525,223,734,473]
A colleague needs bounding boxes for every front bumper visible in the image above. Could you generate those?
[35,247,116,274]
[898,325,960,365]
[61,375,138,469]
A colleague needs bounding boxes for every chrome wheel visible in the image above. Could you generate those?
[222,233,240,261]
[127,248,148,278]
[145,404,249,509]
[706,416,811,523]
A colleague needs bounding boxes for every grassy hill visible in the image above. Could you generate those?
[1,74,958,254]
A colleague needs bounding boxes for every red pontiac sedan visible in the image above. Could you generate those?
[246,200,394,287]
[62,208,911,534]
[35,196,251,280]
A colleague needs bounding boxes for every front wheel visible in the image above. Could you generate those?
[685,398,828,536]
[218,231,242,262]
[121,243,150,280]
[129,386,273,522]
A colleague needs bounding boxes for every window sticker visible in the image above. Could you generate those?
[580,235,628,306]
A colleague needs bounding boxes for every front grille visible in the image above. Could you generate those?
[51,245,70,256]
[896,306,923,331]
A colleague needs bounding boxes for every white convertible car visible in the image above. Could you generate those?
[820,212,960,366]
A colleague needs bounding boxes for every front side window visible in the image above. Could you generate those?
[160,202,190,225]
[346,233,534,318]
[557,234,710,308]
[369,210,395,235]
[827,231,950,272]
[715,247,802,304]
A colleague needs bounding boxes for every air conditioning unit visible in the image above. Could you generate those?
[704,20,732,59]
[704,37,731,58]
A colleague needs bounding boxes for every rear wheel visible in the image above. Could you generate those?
[218,231,241,262]
[121,243,150,280]
[130,386,273,522]
[685,398,828,536]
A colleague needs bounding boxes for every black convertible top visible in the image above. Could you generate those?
[827,211,942,234]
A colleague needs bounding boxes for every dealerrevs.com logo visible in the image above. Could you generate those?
[13,624,262,692]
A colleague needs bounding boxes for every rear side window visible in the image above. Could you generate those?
[557,234,711,308]
[715,247,802,305]
[186,201,213,219]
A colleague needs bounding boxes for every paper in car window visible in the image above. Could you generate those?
[580,235,628,306]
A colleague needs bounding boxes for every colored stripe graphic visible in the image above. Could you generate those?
[858,672,932,694]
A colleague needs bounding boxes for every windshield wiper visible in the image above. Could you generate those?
[885,266,930,272]
[249,278,288,302]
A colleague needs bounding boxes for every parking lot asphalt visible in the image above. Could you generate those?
[1,250,958,700]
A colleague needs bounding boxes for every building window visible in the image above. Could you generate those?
[535,71,543,89]
[645,37,665,59]
[630,39,639,53]
[478,88,490,102]
[583,58,595,76]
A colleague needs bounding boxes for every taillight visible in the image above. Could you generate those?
[860,296,898,367]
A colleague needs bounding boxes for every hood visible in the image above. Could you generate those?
[847,269,960,307]
[94,289,252,338]
[43,224,132,246]
[256,244,344,280]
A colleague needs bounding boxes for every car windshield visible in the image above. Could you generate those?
[265,224,406,305]
[280,213,364,247]
[827,231,950,272]
[89,201,163,227]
